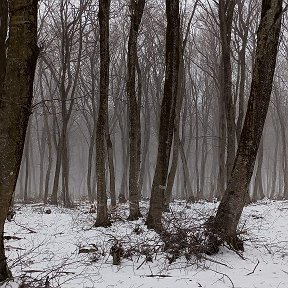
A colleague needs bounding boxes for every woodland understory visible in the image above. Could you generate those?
[2,200,288,288]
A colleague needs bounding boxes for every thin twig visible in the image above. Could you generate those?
[246,260,260,276]
[12,220,37,233]
[209,268,235,288]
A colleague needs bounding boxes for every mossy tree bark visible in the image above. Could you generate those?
[211,0,283,251]
[95,0,111,227]
[0,0,38,280]
[146,0,180,231]
[127,0,145,220]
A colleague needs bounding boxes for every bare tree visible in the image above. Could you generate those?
[146,0,180,231]
[127,0,145,220]
[0,0,38,280]
[219,0,237,183]
[49,0,87,207]
[95,0,111,227]
[209,0,283,252]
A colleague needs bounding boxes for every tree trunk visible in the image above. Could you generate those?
[217,93,226,199]
[219,0,237,181]
[61,121,71,207]
[270,113,279,198]
[138,100,150,197]
[0,0,7,97]
[44,127,52,204]
[51,136,62,205]
[87,125,97,202]
[127,0,145,220]
[95,0,111,227]
[107,134,116,206]
[0,0,38,280]
[146,0,180,231]
[23,123,31,203]
[253,137,265,201]
[179,140,194,202]
[274,86,288,198]
[211,0,283,252]
[37,122,46,200]
[165,55,187,206]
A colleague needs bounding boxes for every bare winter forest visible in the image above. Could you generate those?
[1,0,288,287]
[15,0,288,205]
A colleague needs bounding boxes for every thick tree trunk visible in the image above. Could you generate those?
[211,0,283,251]
[95,0,111,227]
[0,0,7,98]
[127,0,145,220]
[0,0,38,280]
[146,0,180,230]
[219,0,237,181]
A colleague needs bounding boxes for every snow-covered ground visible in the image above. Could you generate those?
[1,200,288,288]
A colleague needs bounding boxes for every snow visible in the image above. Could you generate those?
[1,200,288,288]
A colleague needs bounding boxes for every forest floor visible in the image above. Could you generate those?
[1,199,288,288]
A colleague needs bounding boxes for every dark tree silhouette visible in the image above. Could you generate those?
[0,0,7,96]
[0,0,39,280]
[127,0,146,221]
[146,0,180,231]
[95,0,111,227]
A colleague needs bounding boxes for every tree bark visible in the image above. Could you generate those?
[219,0,237,182]
[0,0,38,280]
[164,0,198,209]
[211,0,283,251]
[51,135,62,205]
[127,0,145,220]
[95,0,111,227]
[253,137,265,201]
[146,0,180,231]
[270,112,279,198]
[87,125,97,202]
[106,134,116,206]
[23,122,31,203]
[0,0,7,96]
